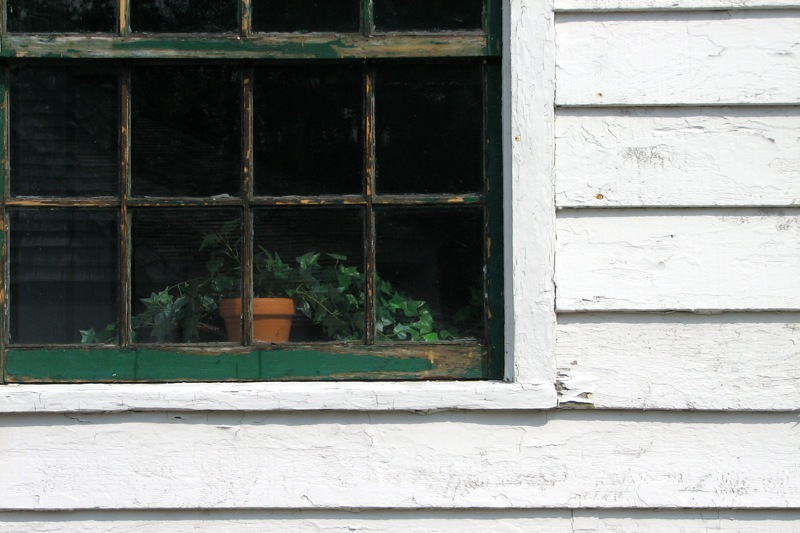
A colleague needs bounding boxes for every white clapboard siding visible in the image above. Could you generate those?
[2,510,800,533]
[2,411,799,510]
[555,11,800,106]
[555,107,800,207]
[556,0,800,11]
[555,210,800,311]
[557,314,800,409]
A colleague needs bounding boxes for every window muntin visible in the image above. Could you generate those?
[0,0,503,382]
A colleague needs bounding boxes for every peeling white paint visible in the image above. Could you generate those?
[2,411,800,510]
[556,107,800,207]
[556,209,800,311]
[4,1,800,530]
[556,11,800,106]
[557,314,800,409]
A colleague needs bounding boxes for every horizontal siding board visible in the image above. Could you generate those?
[557,313,800,409]
[1,411,800,510]
[556,0,800,11]
[555,209,800,311]
[555,12,800,106]
[3,510,800,532]
[555,107,800,207]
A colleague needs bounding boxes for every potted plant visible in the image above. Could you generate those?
[81,223,462,344]
[200,223,297,342]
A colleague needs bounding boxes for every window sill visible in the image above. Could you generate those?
[0,381,556,413]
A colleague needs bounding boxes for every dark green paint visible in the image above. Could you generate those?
[486,61,505,380]
[0,67,5,383]
[5,346,456,382]
[485,0,502,56]
[2,35,493,60]
[0,68,4,198]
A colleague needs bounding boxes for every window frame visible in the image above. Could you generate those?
[0,0,557,407]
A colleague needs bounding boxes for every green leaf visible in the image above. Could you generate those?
[199,232,221,251]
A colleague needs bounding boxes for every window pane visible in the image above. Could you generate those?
[131,65,242,197]
[10,209,118,344]
[10,65,119,197]
[376,207,483,341]
[131,0,238,33]
[253,0,360,33]
[374,0,482,32]
[7,0,115,33]
[254,64,363,196]
[254,208,364,341]
[375,62,483,194]
[132,209,241,343]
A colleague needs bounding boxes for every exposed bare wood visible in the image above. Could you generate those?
[5,198,121,207]
[2,34,491,59]
[364,65,377,344]
[119,67,132,347]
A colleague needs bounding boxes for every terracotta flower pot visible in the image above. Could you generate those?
[218,297,295,342]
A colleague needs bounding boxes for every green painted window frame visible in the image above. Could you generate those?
[0,0,504,383]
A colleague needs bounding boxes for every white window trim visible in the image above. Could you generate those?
[0,0,557,414]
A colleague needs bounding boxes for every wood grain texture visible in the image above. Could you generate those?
[2,509,800,532]
[2,411,799,510]
[555,107,800,207]
[556,209,800,311]
[557,313,800,409]
[556,0,800,11]
[555,11,800,106]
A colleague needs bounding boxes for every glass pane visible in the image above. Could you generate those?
[131,0,238,33]
[254,64,363,196]
[375,62,483,194]
[10,65,119,197]
[10,209,118,344]
[7,0,115,33]
[132,209,241,343]
[253,0,360,33]
[374,0,482,32]
[376,207,483,341]
[254,208,364,341]
[132,65,242,197]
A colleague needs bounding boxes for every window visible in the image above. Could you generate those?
[1,0,503,382]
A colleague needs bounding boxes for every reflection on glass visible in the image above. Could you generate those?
[7,0,115,33]
[254,208,364,341]
[132,209,241,343]
[10,209,118,344]
[132,65,241,197]
[10,65,119,197]
[375,62,483,194]
[131,0,238,33]
[254,64,363,196]
[253,0,360,33]
[376,207,483,341]
[374,0,483,32]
